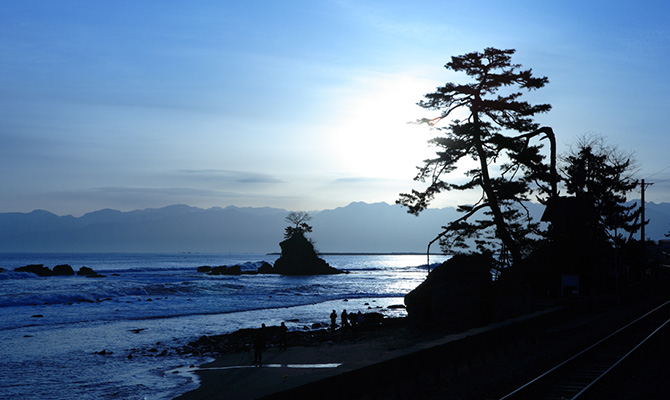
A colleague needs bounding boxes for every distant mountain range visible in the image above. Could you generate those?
[1,201,669,253]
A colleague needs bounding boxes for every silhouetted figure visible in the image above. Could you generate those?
[253,323,267,367]
[357,311,364,326]
[279,322,288,350]
[341,309,350,329]
[330,310,337,331]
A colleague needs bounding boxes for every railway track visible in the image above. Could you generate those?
[498,299,670,400]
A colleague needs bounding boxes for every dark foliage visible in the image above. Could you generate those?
[561,135,641,245]
[398,48,553,265]
[284,211,313,239]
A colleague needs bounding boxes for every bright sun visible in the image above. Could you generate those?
[324,73,438,179]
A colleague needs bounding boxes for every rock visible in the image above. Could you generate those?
[15,264,52,277]
[77,266,104,277]
[404,254,495,330]
[52,264,75,276]
[225,265,242,275]
[257,262,275,274]
[388,304,406,309]
[209,266,226,275]
[197,266,212,273]
[361,312,384,325]
[272,233,344,275]
[209,265,243,276]
[31,314,44,318]
[77,266,97,276]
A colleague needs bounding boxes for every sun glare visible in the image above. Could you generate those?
[324,73,437,179]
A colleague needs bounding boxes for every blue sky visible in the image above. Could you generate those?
[1,1,669,216]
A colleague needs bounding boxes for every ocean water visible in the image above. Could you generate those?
[0,253,450,400]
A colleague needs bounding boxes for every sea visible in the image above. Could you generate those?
[0,252,450,400]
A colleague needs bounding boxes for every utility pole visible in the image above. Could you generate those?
[640,179,653,242]
[640,179,653,273]
[641,179,646,243]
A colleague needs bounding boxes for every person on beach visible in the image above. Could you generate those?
[278,322,288,350]
[330,310,337,331]
[253,323,266,367]
[341,309,350,329]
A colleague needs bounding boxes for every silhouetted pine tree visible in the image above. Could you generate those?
[398,48,555,265]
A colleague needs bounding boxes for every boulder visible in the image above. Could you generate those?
[273,233,343,275]
[404,254,494,330]
[360,312,384,325]
[209,266,227,275]
[208,265,242,275]
[225,265,242,275]
[197,266,212,273]
[52,264,75,276]
[257,262,275,274]
[77,266,104,277]
[15,264,52,277]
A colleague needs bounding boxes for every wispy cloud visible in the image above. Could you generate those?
[91,186,234,197]
[177,169,283,184]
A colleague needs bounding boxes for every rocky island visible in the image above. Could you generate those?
[272,232,343,275]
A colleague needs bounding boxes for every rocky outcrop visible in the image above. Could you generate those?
[15,264,52,276]
[198,262,277,275]
[258,262,274,274]
[273,233,343,275]
[52,264,75,276]
[77,266,104,277]
[209,265,242,276]
[404,254,494,330]
[14,264,103,277]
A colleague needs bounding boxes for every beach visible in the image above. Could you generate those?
[174,291,670,400]
[173,310,561,400]
[175,320,420,399]
[174,317,456,400]
[0,253,449,399]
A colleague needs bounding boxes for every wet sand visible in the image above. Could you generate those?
[174,321,447,400]
[173,309,566,400]
[174,294,670,400]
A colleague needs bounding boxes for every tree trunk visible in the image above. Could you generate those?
[472,117,523,265]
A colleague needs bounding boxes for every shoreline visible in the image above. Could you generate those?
[172,316,437,400]
[267,252,447,256]
[173,290,670,400]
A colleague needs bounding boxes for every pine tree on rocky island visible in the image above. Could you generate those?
[283,211,313,239]
[273,212,343,275]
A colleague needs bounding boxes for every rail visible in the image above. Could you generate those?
[498,299,670,400]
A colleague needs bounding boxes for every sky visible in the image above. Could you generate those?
[1,0,669,216]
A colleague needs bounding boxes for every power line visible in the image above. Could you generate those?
[645,165,670,180]
[648,178,670,186]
